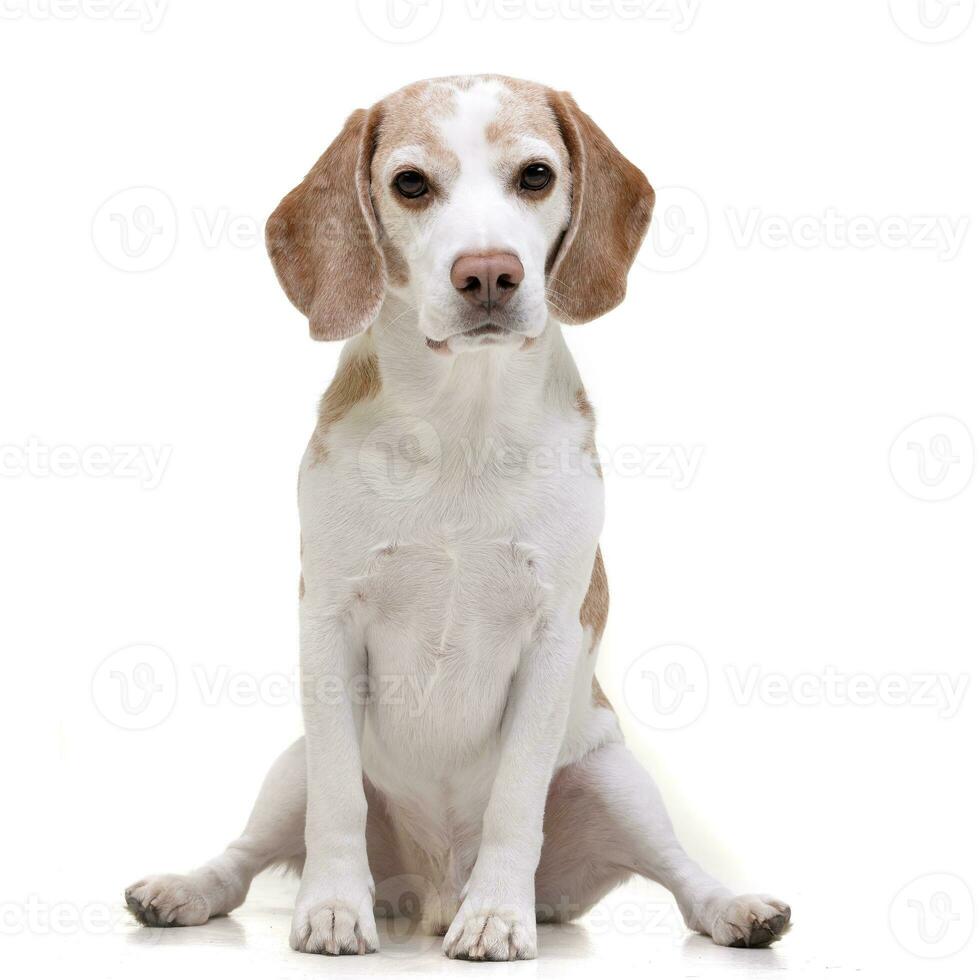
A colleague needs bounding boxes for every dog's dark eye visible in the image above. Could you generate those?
[394,170,428,199]
[520,163,553,191]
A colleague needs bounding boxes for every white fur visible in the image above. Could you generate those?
[125,77,791,962]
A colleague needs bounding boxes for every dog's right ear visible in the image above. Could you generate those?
[266,106,386,341]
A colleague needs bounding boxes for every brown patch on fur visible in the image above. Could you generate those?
[574,387,595,423]
[308,433,328,465]
[591,677,613,711]
[485,78,566,155]
[575,388,595,446]
[373,75,565,203]
[266,106,387,341]
[309,350,382,465]
[546,90,654,324]
[580,548,612,711]
[574,387,602,476]
[380,235,410,286]
[580,547,609,637]
[371,79,461,192]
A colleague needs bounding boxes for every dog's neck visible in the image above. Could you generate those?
[366,294,577,441]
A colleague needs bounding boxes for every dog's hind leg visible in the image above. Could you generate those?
[125,737,405,927]
[534,741,791,948]
[125,737,308,926]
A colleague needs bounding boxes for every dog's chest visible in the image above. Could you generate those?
[300,378,603,771]
[352,531,547,764]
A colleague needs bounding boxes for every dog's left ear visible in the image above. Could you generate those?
[547,91,654,324]
[266,106,386,341]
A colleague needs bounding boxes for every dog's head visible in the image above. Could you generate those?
[267,75,653,354]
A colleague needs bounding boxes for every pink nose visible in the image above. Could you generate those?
[450,252,525,309]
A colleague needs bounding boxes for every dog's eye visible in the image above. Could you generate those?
[393,170,428,199]
[520,163,553,192]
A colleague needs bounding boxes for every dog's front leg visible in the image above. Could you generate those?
[289,611,377,956]
[443,616,582,961]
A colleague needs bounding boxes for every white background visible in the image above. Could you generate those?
[1,2,978,977]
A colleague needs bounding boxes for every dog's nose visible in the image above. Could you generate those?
[450,253,525,309]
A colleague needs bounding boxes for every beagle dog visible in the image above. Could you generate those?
[125,74,791,961]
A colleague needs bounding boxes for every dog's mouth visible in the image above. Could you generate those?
[426,324,534,355]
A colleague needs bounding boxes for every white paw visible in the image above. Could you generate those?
[709,893,791,948]
[443,905,537,961]
[290,892,379,956]
[125,874,211,927]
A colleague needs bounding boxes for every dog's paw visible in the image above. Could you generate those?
[125,874,211,927]
[290,897,379,956]
[708,893,791,948]
[443,905,537,961]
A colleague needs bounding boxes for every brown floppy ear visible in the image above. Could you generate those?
[547,91,655,324]
[266,106,386,341]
